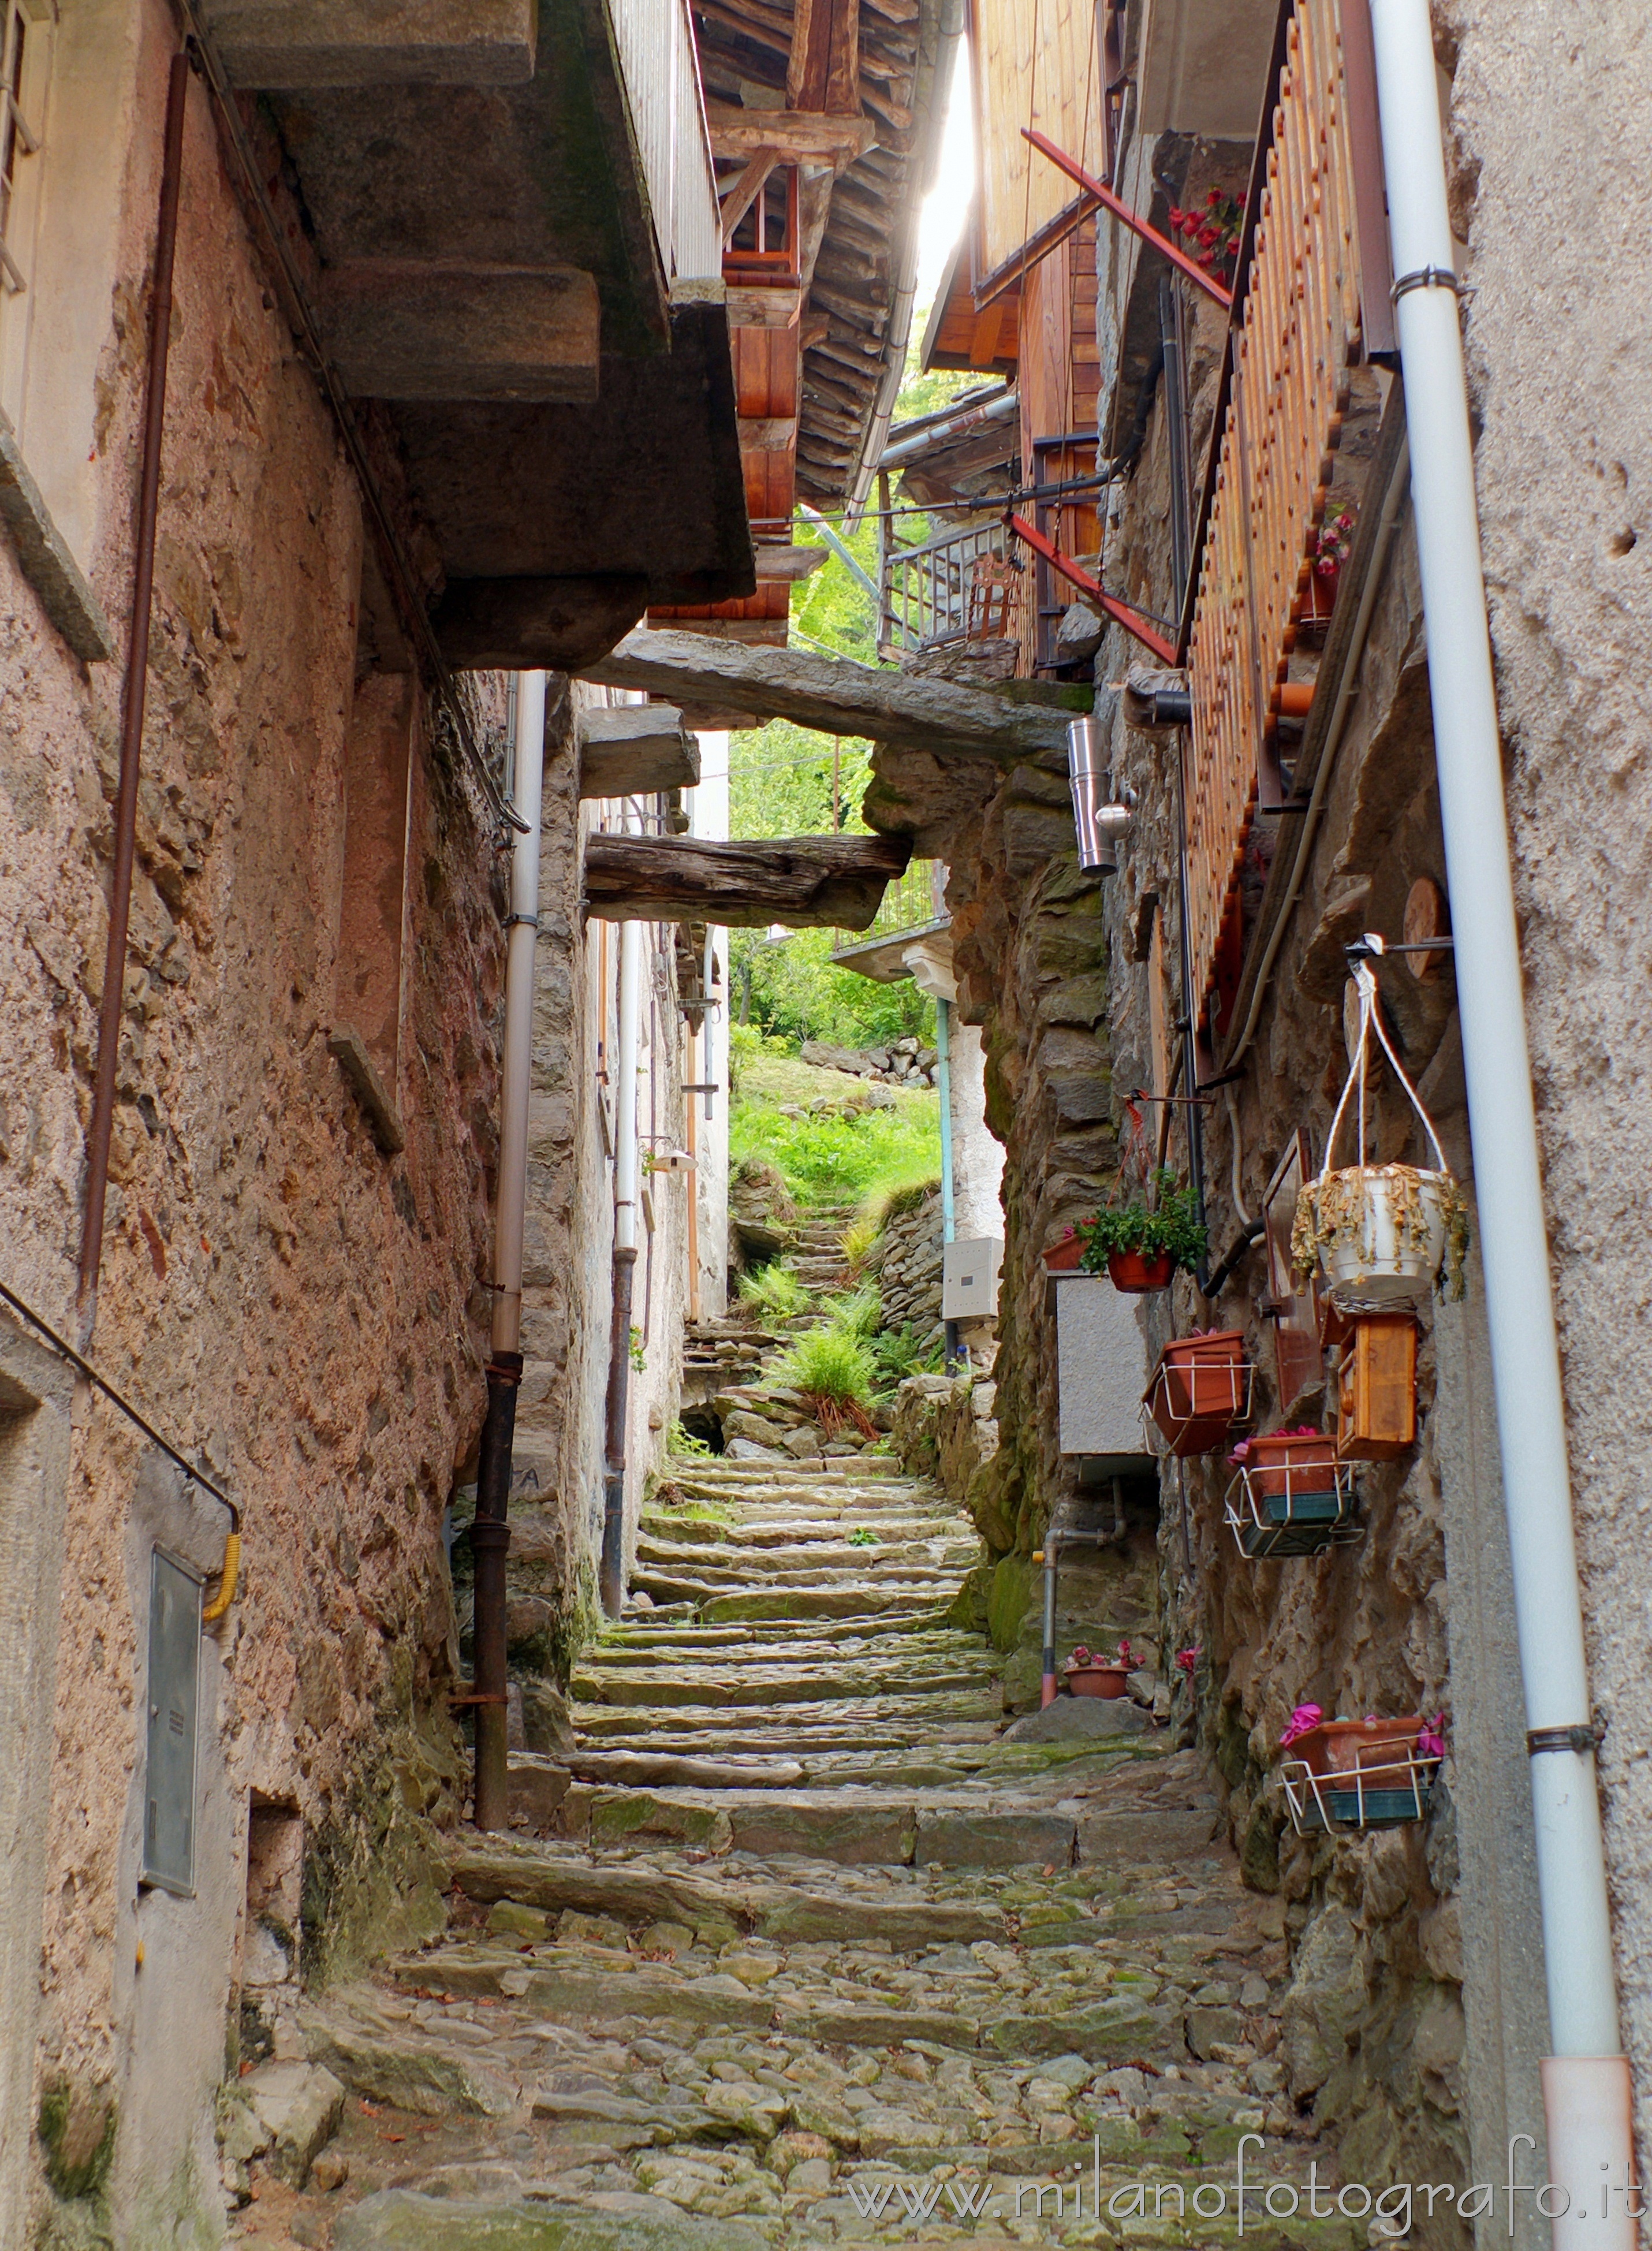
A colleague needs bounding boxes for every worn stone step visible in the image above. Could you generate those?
[584,1633,990,1671]
[634,1537,976,1580]
[640,1512,963,1546]
[697,1586,955,1624]
[445,1839,1011,1946]
[570,1661,998,1710]
[572,1720,1004,1758]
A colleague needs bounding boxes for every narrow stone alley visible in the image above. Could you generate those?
[232,1431,1368,2250]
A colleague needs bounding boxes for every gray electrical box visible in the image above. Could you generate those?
[143,1548,202,1897]
[942,1236,1002,1321]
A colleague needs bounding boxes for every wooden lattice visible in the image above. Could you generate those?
[1184,0,1364,1040]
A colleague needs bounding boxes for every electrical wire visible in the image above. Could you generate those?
[0,1277,240,1532]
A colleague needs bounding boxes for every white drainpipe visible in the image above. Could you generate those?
[491,671,548,1362]
[599,899,644,1616]
[1370,2,1638,2234]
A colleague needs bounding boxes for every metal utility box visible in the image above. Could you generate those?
[143,1547,202,1896]
[1055,1274,1154,1464]
[942,1237,1002,1321]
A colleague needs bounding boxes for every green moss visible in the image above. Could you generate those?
[38,2078,116,2204]
[986,1555,1039,1652]
[1240,1800,1281,1894]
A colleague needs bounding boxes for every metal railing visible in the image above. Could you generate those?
[609,0,722,288]
[1183,0,1369,1039]
[881,521,1025,654]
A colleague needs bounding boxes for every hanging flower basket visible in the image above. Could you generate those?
[1107,1249,1176,1293]
[1292,949,1470,1309]
[1276,1708,1444,1833]
[1064,1640,1134,1698]
[1225,1429,1359,1559]
[1143,1329,1253,1455]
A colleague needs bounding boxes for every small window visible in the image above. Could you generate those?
[142,1548,202,1898]
[0,0,51,425]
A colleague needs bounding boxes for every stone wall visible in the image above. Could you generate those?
[0,13,509,2238]
[865,1189,944,1348]
[499,679,694,1730]
[1440,0,1652,2201]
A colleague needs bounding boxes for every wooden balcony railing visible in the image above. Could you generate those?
[610,0,723,288]
[1183,0,1390,1043]
[879,521,1025,657]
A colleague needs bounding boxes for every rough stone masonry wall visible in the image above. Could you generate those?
[1439,0,1652,2193]
[864,1189,944,1348]
[0,17,505,2241]
[1077,88,1542,2242]
[503,679,692,1737]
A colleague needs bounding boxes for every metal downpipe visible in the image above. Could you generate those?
[79,49,188,1336]
[472,671,547,1832]
[1369,3,1637,2233]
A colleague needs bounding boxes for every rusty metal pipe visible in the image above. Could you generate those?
[78,49,189,1333]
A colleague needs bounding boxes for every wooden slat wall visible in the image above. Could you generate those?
[1184,0,1363,1040]
[972,0,1107,279]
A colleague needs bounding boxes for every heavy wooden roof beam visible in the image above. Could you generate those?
[707,104,877,167]
[579,627,1072,761]
[583,832,911,929]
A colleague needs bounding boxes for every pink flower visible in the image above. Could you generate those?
[1279,1701,1324,1750]
[1416,1715,1446,1760]
[1176,1646,1200,1676]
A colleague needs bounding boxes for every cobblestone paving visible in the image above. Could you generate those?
[234,1455,1363,2250]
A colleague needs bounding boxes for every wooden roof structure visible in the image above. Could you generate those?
[650,0,948,643]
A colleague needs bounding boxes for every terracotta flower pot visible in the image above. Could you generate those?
[1107,1249,1175,1293]
[1161,1331,1247,1418]
[1066,1665,1131,1699]
[1285,1716,1426,1776]
[1243,1430,1340,1499]
[1043,1234,1086,1272]
[1303,563,1340,622]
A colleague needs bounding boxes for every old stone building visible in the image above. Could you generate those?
[853,0,1652,2241]
[0,0,941,2239]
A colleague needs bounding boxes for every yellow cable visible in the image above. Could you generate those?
[201,1530,240,1623]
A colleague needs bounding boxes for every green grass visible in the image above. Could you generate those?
[840,1215,878,1272]
[773,1326,875,1406]
[860,1171,943,1228]
[736,1263,810,1317]
[731,1087,941,1208]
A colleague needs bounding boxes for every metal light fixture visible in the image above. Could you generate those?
[1067,717,1135,874]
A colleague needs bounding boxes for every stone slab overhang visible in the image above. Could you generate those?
[207,0,755,665]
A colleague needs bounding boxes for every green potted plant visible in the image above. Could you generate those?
[1077,1169,1207,1293]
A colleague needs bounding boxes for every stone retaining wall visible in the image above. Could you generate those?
[865,1191,944,1348]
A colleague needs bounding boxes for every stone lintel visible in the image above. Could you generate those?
[0,418,115,664]
[576,706,700,800]
[432,574,650,672]
[319,264,599,403]
[205,0,537,86]
[327,1026,405,1153]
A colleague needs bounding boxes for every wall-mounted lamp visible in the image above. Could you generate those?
[1067,718,1135,874]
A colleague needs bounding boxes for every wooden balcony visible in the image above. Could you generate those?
[1181,0,1393,1046]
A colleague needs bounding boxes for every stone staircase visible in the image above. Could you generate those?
[234,1454,1366,2250]
[786,1203,857,1296]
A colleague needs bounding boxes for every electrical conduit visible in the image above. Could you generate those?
[1368,5,1638,2234]
[471,670,547,1832]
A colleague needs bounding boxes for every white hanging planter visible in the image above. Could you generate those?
[1293,946,1469,1310]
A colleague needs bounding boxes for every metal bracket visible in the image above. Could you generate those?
[1391,266,1470,303]
[504,912,540,931]
[1527,1721,1606,1756]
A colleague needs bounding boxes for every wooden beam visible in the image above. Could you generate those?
[207,0,536,85]
[787,0,860,115]
[579,627,1072,761]
[719,148,781,245]
[707,104,877,166]
[576,705,702,799]
[583,832,911,929]
[738,414,800,449]
[751,542,828,580]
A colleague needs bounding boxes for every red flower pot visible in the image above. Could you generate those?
[1043,1234,1086,1272]
[1147,1331,1250,1455]
[1107,1250,1175,1293]
[1066,1664,1131,1700]
[1243,1430,1339,1499]
[1302,564,1340,623]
